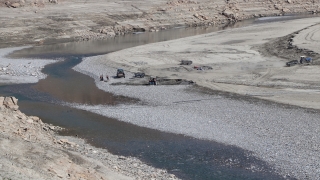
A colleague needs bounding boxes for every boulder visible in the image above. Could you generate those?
[10,3,20,8]
[26,119,33,123]
[5,1,12,8]
[282,8,290,13]
[16,111,27,120]
[29,116,40,121]
[3,97,19,110]
[0,97,4,109]
[11,96,18,105]
[223,9,236,19]
[274,4,283,10]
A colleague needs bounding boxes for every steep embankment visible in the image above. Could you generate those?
[0,0,319,47]
[0,96,179,180]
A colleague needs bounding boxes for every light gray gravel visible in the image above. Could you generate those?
[73,56,320,180]
[0,47,57,84]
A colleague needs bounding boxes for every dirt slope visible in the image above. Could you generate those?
[0,0,319,47]
[0,96,178,180]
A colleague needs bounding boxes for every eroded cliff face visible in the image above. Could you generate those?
[0,0,319,47]
[0,97,97,180]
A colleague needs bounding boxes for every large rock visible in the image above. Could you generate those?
[29,116,42,123]
[3,97,19,110]
[11,96,18,105]
[0,97,4,109]
[223,9,237,19]
[274,4,283,10]
[10,3,20,8]
[5,1,11,7]
[282,8,291,13]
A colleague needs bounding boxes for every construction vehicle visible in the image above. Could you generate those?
[116,69,125,78]
[180,60,193,65]
[286,60,299,67]
[300,56,312,64]
[134,72,145,78]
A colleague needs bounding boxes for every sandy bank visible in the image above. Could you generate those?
[80,16,320,110]
[73,17,320,179]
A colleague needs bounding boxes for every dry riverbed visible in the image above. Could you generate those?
[73,17,320,179]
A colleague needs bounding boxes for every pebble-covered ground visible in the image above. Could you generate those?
[74,57,320,180]
[0,47,57,84]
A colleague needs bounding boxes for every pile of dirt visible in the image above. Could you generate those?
[258,23,320,65]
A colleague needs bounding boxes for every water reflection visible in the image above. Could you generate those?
[33,56,137,105]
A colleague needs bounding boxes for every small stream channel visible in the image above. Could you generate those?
[1,15,316,179]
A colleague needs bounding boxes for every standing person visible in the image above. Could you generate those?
[100,74,104,81]
[106,74,109,81]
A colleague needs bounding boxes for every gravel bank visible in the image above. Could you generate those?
[0,47,57,84]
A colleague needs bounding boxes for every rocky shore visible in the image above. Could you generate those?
[0,96,179,180]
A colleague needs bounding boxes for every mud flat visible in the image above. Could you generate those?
[73,17,320,179]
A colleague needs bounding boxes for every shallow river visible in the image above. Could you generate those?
[1,15,317,179]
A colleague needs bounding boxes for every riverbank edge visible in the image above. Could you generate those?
[0,96,180,179]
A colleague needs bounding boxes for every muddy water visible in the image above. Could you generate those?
[2,15,315,179]
[34,56,138,105]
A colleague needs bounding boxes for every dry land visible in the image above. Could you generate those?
[1,0,320,180]
[73,17,320,180]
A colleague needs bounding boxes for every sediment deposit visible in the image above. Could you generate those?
[0,0,320,47]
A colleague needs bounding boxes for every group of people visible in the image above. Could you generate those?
[149,77,157,85]
[100,74,109,81]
